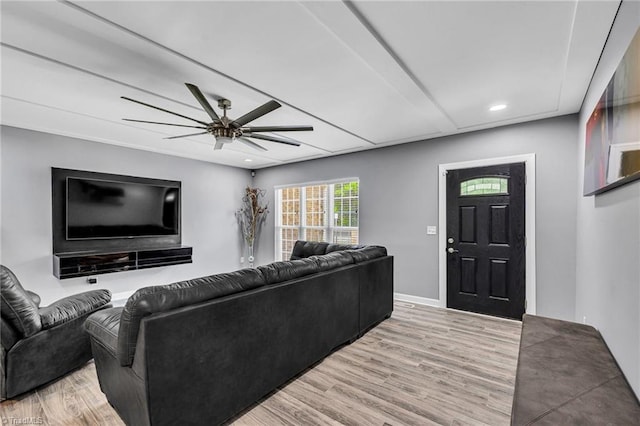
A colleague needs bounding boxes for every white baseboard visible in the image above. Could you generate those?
[394,293,442,308]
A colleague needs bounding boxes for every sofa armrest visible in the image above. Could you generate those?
[84,307,123,357]
[39,289,112,330]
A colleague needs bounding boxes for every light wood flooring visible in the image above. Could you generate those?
[1,301,522,425]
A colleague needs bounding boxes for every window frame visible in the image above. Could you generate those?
[274,177,359,261]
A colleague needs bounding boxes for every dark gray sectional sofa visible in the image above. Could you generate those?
[85,241,393,426]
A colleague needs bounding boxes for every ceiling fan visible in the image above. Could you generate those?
[121,83,313,151]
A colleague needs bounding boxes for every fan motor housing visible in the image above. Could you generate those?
[212,126,240,139]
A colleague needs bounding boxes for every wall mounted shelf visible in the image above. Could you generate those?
[53,246,192,279]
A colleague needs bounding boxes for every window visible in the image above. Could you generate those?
[275,179,359,260]
[460,177,508,196]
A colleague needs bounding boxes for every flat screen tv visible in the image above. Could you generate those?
[52,168,182,254]
[66,177,180,240]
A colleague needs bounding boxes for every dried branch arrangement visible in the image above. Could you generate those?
[236,187,269,265]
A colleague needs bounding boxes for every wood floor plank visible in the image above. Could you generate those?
[0,302,521,425]
[282,375,394,426]
[258,389,342,426]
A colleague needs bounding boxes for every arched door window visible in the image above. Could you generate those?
[460,177,509,196]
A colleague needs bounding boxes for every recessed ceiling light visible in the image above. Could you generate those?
[244,159,253,162]
[489,104,507,112]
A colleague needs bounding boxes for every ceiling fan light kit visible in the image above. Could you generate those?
[122,83,313,151]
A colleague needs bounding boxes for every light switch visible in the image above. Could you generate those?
[427,226,437,235]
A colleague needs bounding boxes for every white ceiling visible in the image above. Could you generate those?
[1,1,620,169]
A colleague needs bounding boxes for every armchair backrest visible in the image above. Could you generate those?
[0,265,42,337]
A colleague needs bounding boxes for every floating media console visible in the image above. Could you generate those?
[53,246,193,279]
[51,168,191,279]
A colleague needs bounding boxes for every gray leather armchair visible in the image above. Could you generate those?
[1,265,111,400]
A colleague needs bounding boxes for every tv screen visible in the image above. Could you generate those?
[66,177,180,240]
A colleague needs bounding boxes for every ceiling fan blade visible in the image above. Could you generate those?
[231,100,281,128]
[123,119,207,129]
[185,83,220,122]
[122,96,209,126]
[245,133,301,147]
[237,137,268,152]
[164,131,209,140]
[241,125,313,133]
[214,140,224,150]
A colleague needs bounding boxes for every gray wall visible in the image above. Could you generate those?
[0,126,251,305]
[575,1,640,397]
[254,115,579,320]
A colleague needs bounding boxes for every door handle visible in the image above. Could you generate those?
[447,247,459,254]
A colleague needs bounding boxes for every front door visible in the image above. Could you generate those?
[446,162,525,320]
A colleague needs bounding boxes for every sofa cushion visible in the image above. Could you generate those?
[117,268,266,366]
[85,307,123,357]
[347,246,388,263]
[289,241,329,260]
[325,243,363,253]
[258,258,319,284]
[0,265,42,337]
[310,251,355,271]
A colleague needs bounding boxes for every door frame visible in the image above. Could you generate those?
[438,154,536,315]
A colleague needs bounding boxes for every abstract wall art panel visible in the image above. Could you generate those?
[584,27,640,196]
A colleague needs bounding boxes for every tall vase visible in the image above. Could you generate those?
[247,243,255,268]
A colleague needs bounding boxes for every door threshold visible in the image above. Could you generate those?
[444,306,523,324]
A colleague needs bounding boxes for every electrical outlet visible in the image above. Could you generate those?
[427,226,437,235]
[583,316,587,324]
[240,256,245,263]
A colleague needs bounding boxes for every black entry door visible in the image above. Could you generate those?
[446,162,526,320]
